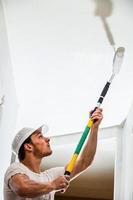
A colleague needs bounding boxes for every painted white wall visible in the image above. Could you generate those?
[0,0,18,198]
[114,100,133,200]
[2,0,133,136]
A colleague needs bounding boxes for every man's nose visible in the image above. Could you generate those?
[44,137,50,143]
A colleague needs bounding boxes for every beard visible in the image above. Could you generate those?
[42,149,52,157]
[32,144,53,158]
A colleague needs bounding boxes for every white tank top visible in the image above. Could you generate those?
[4,162,65,200]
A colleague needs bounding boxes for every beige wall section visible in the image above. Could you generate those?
[55,195,112,200]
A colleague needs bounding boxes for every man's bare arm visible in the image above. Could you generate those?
[69,108,103,179]
[9,173,69,198]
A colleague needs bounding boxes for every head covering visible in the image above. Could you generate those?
[10,124,48,164]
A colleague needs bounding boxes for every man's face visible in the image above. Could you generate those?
[30,130,52,158]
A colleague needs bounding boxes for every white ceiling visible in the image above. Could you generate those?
[2,0,133,136]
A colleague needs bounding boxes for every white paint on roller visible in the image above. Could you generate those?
[112,47,125,75]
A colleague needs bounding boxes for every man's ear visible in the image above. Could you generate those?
[24,143,33,152]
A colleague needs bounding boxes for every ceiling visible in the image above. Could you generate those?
[2,0,133,136]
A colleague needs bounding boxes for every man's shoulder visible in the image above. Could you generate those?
[5,162,21,174]
[4,162,28,180]
[4,162,25,185]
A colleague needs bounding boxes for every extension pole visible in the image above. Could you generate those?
[64,47,125,176]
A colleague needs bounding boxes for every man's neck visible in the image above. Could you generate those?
[21,156,42,174]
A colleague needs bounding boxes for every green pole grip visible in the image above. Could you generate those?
[74,126,91,154]
[64,118,93,175]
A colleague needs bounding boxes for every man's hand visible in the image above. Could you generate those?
[50,175,69,191]
[90,108,103,129]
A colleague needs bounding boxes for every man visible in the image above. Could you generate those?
[4,108,103,200]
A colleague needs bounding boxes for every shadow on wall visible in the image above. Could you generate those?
[55,195,112,200]
[93,0,115,51]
